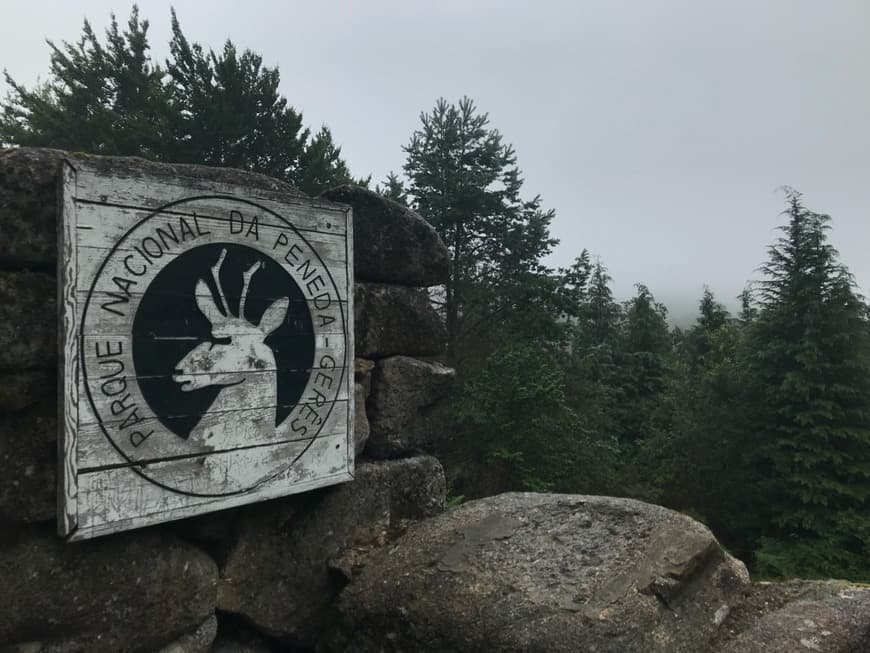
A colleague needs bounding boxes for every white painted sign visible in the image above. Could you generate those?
[58,158,354,540]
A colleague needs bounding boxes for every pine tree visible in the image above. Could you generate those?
[748,190,870,580]
[1,7,169,155]
[376,171,409,206]
[295,126,367,194]
[615,284,671,444]
[577,260,622,348]
[165,10,307,180]
[686,287,730,368]
[1,6,361,194]
[402,97,559,361]
[631,298,757,553]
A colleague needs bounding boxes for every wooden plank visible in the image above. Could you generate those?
[78,400,349,470]
[58,162,79,536]
[74,199,350,285]
[80,334,347,379]
[78,376,351,428]
[69,158,349,235]
[72,431,352,540]
[76,297,348,336]
[344,206,355,474]
[59,158,354,540]
[74,199,348,245]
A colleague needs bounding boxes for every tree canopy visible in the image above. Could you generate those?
[0,6,362,195]
[401,97,562,361]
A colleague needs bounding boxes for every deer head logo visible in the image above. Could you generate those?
[173,248,289,450]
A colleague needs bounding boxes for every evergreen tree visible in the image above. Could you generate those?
[577,260,622,348]
[613,284,672,440]
[748,190,870,580]
[402,97,559,361]
[564,258,624,482]
[685,287,730,368]
[295,126,368,194]
[1,6,360,194]
[449,342,617,497]
[376,171,409,206]
[1,7,169,156]
[738,286,758,323]
[165,11,307,181]
[630,288,763,557]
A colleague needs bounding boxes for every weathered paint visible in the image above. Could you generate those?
[58,157,354,540]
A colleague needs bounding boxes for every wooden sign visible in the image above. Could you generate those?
[58,158,354,540]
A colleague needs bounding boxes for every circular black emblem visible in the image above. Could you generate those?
[132,243,315,441]
[80,196,347,497]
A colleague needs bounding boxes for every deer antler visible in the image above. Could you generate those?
[210,248,229,316]
[239,261,262,320]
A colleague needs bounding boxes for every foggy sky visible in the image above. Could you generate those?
[2,0,868,324]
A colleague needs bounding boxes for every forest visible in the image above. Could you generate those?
[3,8,868,583]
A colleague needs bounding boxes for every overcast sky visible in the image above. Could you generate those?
[2,0,868,323]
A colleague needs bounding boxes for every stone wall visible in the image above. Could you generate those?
[0,148,454,652]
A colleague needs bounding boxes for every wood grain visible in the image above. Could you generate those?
[58,156,354,540]
[58,161,79,536]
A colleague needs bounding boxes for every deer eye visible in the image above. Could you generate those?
[210,336,232,347]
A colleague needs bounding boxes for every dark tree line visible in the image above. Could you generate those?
[393,98,870,582]
[6,7,869,582]
[0,7,363,194]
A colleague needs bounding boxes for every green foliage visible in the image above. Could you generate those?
[449,341,617,495]
[755,536,870,582]
[612,284,671,446]
[402,97,562,360]
[741,190,870,579]
[1,6,360,195]
[1,7,169,156]
[445,494,466,508]
[376,171,409,206]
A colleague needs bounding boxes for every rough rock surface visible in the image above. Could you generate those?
[367,356,455,458]
[326,492,751,652]
[320,185,448,286]
[353,359,375,456]
[0,271,56,370]
[354,358,375,395]
[353,382,369,456]
[0,525,218,653]
[157,615,218,653]
[0,401,56,523]
[0,148,66,266]
[354,283,446,359]
[716,580,870,652]
[0,148,308,266]
[210,629,275,653]
[0,370,55,413]
[216,456,446,647]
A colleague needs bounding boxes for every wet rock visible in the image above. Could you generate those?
[0,401,56,523]
[0,525,218,653]
[216,456,445,648]
[717,580,870,652]
[353,359,375,456]
[320,185,448,286]
[0,370,55,414]
[366,356,455,458]
[354,358,375,394]
[210,630,275,653]
[0,148,66,266]
[157,614,218,653]
[354,382,369,455]
[0,271,56,370]
[326,492,751,652]
[354,283,446,359]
